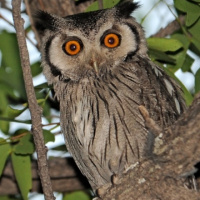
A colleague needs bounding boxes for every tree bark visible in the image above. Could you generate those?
[95,93,200,200]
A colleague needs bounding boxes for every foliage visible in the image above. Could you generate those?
[147,0,200,105]
[0,0,200,199]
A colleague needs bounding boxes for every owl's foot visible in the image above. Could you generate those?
[138,105,162,136]
[96,182,111,199]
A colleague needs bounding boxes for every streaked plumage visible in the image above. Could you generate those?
[35,0,186,190]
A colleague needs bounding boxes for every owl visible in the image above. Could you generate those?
[35,0,186,191]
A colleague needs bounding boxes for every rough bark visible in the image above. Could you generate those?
[95,93,200,200]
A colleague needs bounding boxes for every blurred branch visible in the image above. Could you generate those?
[0,13,14,27]
[0,158,90,195]
[152,15,185,38]
[12,1,55,199]
[0,13,37,48]
[98,0,103,9]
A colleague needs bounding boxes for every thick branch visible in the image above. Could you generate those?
[12,1,54,199]
[0,158,90,195]
[98,93,200,200]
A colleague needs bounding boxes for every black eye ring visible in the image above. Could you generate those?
[62,37,83,56]
[100,30,121,48]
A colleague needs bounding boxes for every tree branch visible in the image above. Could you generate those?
[12,1,55,199]
[96,93,200,200]
[0,158,90,195]
[152,15,185,38]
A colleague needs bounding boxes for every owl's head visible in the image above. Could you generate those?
[35,0,147,84]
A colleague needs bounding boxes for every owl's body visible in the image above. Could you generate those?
[36,1,186,190]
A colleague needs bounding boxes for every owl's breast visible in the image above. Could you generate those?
[62,73,149,185]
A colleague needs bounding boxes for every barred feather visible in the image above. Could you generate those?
[55,56,186,189]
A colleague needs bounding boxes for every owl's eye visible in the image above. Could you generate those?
[63,40,82,56]
[103,33,120,48]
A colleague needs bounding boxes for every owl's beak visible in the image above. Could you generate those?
[90,54,99,73]
[92,60,99,74]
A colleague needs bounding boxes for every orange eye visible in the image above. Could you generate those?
[64,40,81,56]
[104,33,120,48]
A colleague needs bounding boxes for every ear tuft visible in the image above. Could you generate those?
[116,0,140,18]
[33,10,58,33]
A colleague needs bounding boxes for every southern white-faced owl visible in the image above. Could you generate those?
[35,0,186,191]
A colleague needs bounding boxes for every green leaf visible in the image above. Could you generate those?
[31,61,42,77]
[86,0,120,11]
[0,31,21,69]
[164,68,193,105]
[0,138,11,176]
[6,106,27,119]
[0,89,10,133]
[0,99,27,133]
[11,153,32,200]
[166,34,191,73]
[102,0,120,9]
[195,68,200,94]
[189,0,200,2]
[23,98,45,108]
[43,129,55,144]
[34,82,49,91]
[0,196,17,200]
[0,117,32,124]
[189,18,200,52]
[52,144,67,151]
[174,0,200,26]
[0,31,26,99]
[147,38,183,52]
[148,49,175,63]
[14,133,35,155]
[181,54,194,72]
[63,191,91,200]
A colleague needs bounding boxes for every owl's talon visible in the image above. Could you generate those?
[111,174,120,185]
[96,183,111,198]
[139,105,162,136]
[96,187,106,198]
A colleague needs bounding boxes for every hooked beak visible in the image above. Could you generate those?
[92,60,99,74]
[90,54,99,74]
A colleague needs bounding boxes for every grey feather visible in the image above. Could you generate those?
[36,1,186,190]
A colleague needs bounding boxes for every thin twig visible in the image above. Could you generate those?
[12,1,55,200]
[0,13,14,27]
[0,13,37,48]
[24,0,41,48]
